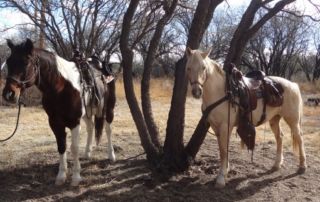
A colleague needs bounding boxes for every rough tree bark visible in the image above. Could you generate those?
[313,45,320,81]
[224,0,296,68]
[119,0,159,162]
[120,0,179,163]
[141,0,178,149]
[163,0,223,170]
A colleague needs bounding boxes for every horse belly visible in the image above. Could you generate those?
[251,99,281,126]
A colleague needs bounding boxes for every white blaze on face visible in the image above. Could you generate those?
[55,55,81,92]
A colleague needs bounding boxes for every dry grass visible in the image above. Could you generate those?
[115,77,173,101]
[299,80,320,94]
[1,78,320,201]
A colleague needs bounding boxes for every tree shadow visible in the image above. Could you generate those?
[0,150,308,201]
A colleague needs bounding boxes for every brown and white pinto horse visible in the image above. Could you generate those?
[2,39,116,186]
[186,48,306,188]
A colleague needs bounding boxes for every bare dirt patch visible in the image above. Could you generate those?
[0,94,320,201]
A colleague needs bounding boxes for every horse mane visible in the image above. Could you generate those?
[208,59,224,76]
[192,49,225,77]
[33,48,62,76]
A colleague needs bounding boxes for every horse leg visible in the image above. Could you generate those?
[269,115,283,170]
[106,122,115,162]
[49,120,67,186]
[83,116,94,159]
[215,124,230,188]
[284,118,307,173]
[70,124,82,186]
[106,103,115,162]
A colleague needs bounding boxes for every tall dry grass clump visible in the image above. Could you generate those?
[299,80,320,94]
[115,77,173,101]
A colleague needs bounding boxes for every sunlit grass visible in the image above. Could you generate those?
[1,78,320,169]
[299,80,320,94]
[115,77,173,101]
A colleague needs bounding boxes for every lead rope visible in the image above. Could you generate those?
[0,97,24,142]
[226,93,231,172]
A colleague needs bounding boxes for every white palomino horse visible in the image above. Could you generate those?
[185,48,306,188]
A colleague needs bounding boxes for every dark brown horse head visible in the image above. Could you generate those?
[3,38,37,104]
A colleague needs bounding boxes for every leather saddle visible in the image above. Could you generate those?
[230,67,284,150]
[71,50,104,104]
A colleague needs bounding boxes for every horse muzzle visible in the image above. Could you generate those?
[2,87,20,104]
[191,84,203,99]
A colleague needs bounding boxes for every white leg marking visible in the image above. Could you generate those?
[55,152,67,185]
[106,122,116,162]
[70,125,82,186]
[215,124,230,189]
[84,117,94,159]
[269,117,283,170]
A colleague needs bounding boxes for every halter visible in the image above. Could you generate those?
[189,65,208,88]
[6,56,40,89]
[190,80,204,87]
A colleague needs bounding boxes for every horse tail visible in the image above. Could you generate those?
[291,83,303,156]
[106,80,116,123]
[95,116,104,145]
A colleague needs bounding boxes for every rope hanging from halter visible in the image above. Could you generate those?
[0,97,24,142]
[0,56,40,143]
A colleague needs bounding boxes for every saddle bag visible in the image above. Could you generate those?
[236,114,256,150]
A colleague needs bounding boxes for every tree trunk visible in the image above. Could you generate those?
[39,0,46,48]
[119,0,159,162]
[313,45,320,81]
[141,0,178,149]
[163,0,223,170]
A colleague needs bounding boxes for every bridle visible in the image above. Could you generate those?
[6,56,40,90]
[188,65,208,88]
[0,56,40,143]
[190,80,204,88]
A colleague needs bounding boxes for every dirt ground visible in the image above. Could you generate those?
[0,93,320,201]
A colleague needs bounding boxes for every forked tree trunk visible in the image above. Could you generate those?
[119,0,159,162]
[163,0,223,170]
[141,0,178,149]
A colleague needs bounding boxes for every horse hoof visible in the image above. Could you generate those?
[109,153,116,162]
[215,182,226,189]
[215,176,226,189]
[271,165,281,172]
[55,177,66,186]
[71,177,82,186]
[84,152,91,159]
[297,167,306,174]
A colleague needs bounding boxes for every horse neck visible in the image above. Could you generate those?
[34,50,66,93]
[202,59,226,104]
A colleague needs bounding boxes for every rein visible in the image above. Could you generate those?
[0,97,24,142]
[202,94,230,119]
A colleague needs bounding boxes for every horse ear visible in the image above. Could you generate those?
[201,48,211,59]
[186,47,194,58]
[24,38,34,55]
[7,39,14,50]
